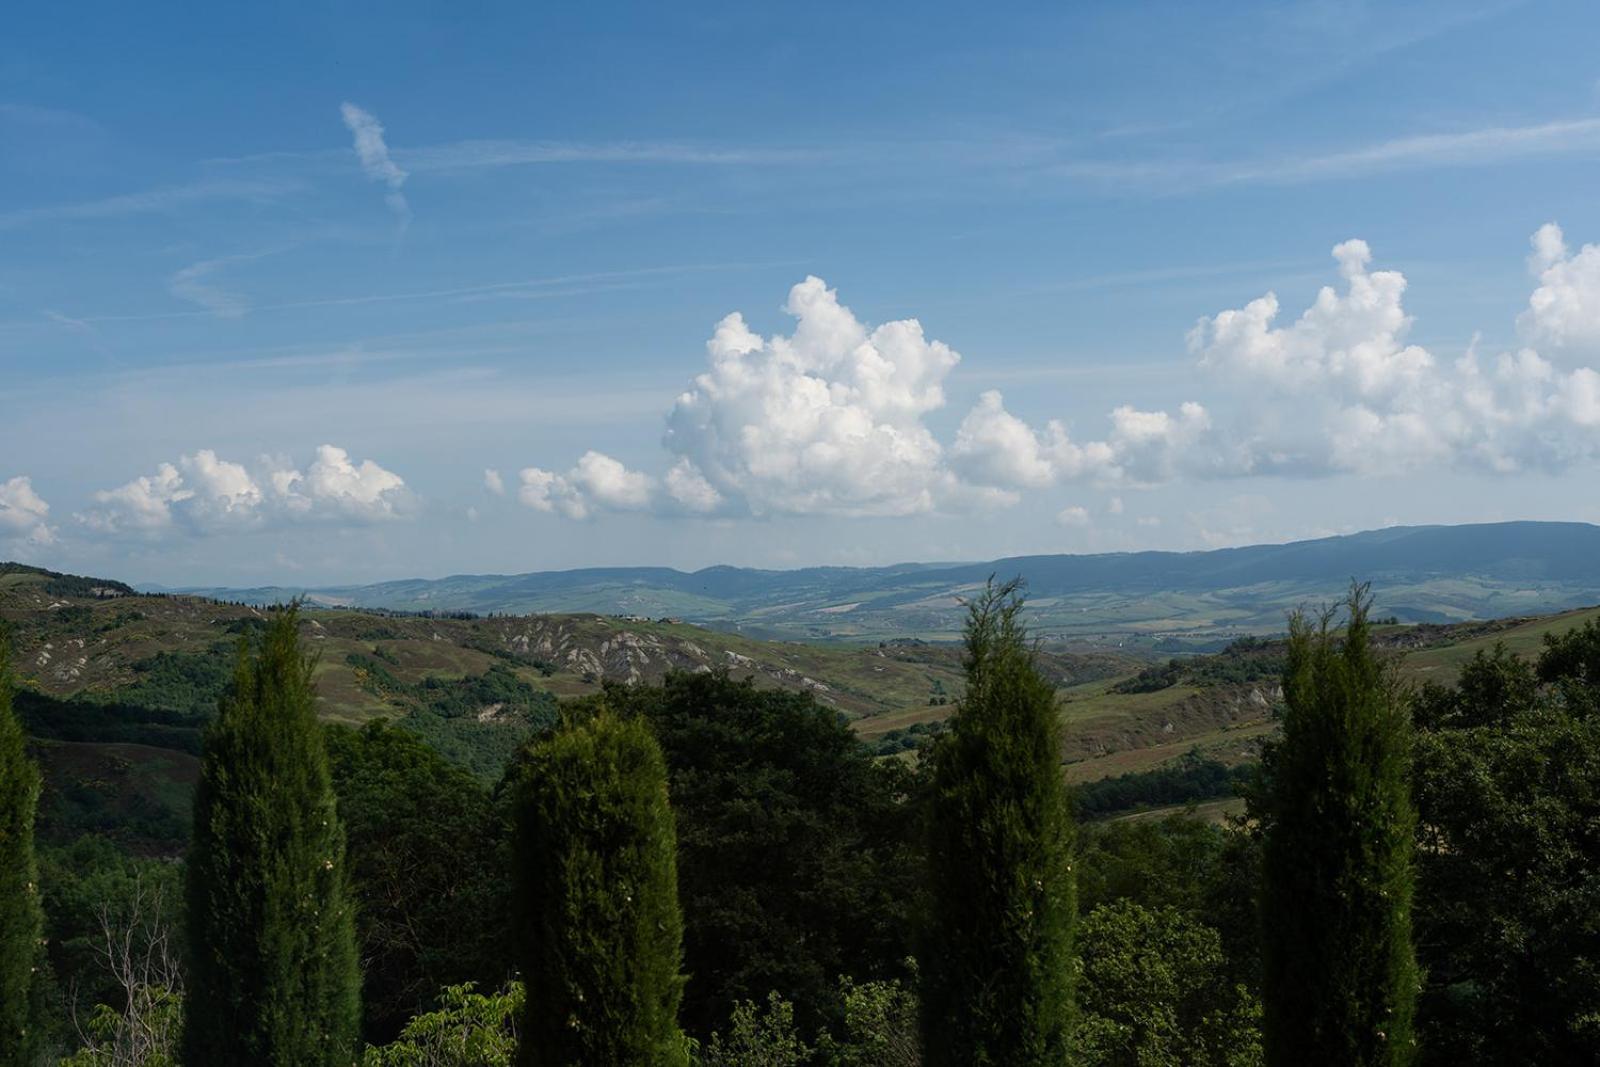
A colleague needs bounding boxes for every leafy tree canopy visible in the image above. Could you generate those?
[602,671,924,1038]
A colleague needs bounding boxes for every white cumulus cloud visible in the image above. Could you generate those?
[514,230,1600,523]
[661,277,961,517]
[517,467,581,519]
[1519,222,1600,353]
[1190,238,1434,403]
[0,475,56,546]
[663,459,722,514]
[949,390,1213,491]
[520,276,1214,520]
[951,391,1091,489]
[1188,231,1600,476]
[275,444,414,520]
[79,445,414,534]
[82,463,193,533]
[483,468,505,496]
[180,450,263,523]
[518,451,655,521]
[1105,401,1215,484]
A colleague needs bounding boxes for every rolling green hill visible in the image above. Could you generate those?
[2,564,1132,849]
[12,557,1600,850]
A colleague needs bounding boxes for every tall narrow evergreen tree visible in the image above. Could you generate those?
[922,579,1076,1067]
[0,630,42,1067]
[1259,585,1418,1065]
[183,606,361,1065]
[513,707,687,1067]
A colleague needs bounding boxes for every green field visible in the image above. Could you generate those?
[1399,605,1600,683]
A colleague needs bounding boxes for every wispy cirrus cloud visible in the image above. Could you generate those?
[14,104,1586,247]
[207,137,825,175]
[66,261,795,325]
[0,102,104,135]
[385,113,1600,194]
[0,178,299,232]
[1048,116,1600,191]
[40,309,98,336]
[1226,116,1600,183]
[340,102,410,224]
[398,138,826,172]
[168,254,262,317]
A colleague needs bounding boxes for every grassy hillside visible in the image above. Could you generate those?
[13,560,1600,846]
[2,572,1129,720]
[870,602,1600,806]
[3,565,1136,849]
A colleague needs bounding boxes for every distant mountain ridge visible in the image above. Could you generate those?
[147,521,1600,645]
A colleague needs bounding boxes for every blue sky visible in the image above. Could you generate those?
[7,0,1600,586]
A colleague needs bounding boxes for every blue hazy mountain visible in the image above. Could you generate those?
[164,521,1600,643]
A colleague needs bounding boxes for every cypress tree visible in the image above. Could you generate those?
[183,606,361,1065]
[922,579,1075,1066]
[1259,584,1418,1065]
[0,630,42,1067]
[513,707,687,1067]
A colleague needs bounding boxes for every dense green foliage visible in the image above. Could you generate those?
[51,858,185,1067]
[183,607,362,1065]
[1536,615,1600,689]
[1077,814,1262,1001]
[1075,901,1261,1066]
[604,671,924,1038]
[512,709,688,1066]
[14,643,235,760]
[0,632,43,1066]
[701,992,813,1067]
[700,973,921,1067]
[1075,750,1255,817]
[116,647,236,717]
[30,744,190,852]
[19,649,223,853]
[13,688,204,754]
[1258,588,1418,1065]
[923,580,1076,1066]
[1112,637,1285,694]
[1411,641,1536,731]
[0,563,135,598]
[37,835,184,1022]
[1411,636,1600,1063]
[326,721,514,1043]
[816,971,922,1067]
[866,717,946,756]
[360,982,523,1067]
[347,654,559,779]
[1074,813,1265,1065]
[462,638,558,676]
[13,643,228,761]
[59,989,182,1067]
